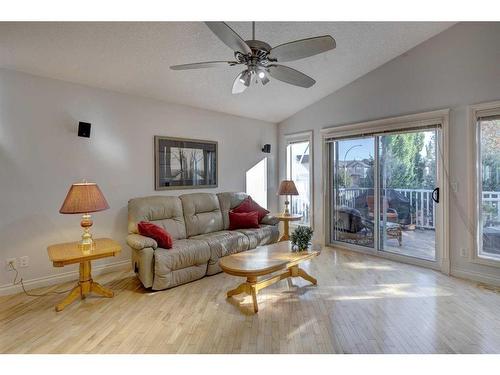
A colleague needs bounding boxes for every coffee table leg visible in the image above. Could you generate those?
[250,285,259,313]
[290,265,317,285]
[298,267,317,285]
[227,283,247,298]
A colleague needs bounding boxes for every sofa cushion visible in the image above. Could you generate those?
[217,192,249,230]
[232,196,270,222]
[138,221,173,249]
[228,211,260,230]
[236,225,280,248]
[128,196,186,240]
[154,239,210,275]
[127,233,158,250]
[191,230,250,274]
[180,193,223,237]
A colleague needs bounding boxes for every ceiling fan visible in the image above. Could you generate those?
[170,22,336,94]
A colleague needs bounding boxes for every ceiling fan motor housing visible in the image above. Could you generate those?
[235,40,273,67]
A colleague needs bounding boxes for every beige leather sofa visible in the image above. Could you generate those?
[127,192,280,290]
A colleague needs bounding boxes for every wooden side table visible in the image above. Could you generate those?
[274,214,303,241]
[47,238,121,312]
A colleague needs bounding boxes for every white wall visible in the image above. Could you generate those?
[0,69,277,293]
[278,22,500,284]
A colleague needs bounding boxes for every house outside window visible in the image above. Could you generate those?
[285,131,313,228]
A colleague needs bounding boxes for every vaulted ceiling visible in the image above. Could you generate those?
[0,22,454,122]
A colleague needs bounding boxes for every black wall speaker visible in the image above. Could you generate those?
[78,122,91,138]
[262,144,271,153]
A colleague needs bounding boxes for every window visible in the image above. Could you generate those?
[285,132,313,227]
[475,109,500,261]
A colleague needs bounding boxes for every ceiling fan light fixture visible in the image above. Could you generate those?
[239,70,251,87]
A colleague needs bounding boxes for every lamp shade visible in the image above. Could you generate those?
[277,180,299,196]
[59,182,109,214]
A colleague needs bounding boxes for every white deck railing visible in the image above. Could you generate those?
[290,189,500,230]
[337,188,500,229]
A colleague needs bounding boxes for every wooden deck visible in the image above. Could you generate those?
[384,228,436,261]
[335,227,436,261]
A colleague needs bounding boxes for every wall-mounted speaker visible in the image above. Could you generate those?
[262,144,271,153]
[78,122,91,138]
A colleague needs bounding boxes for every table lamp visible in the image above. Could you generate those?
[59,181,109,251]
[277,180,299,216]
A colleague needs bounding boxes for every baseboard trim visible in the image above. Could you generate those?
[0,259,131,296]
[451,267,500,287]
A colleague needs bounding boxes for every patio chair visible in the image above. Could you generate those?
[366,196,399,223]
[333,206,402,246]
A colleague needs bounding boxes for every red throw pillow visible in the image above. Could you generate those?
[228,211,260,230]
[232,196,269,222]
[137,221,173,249]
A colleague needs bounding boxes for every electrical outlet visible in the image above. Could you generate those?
[5,258,17,271]
[460,248,468,257]
[19,256,29,268]
[451,181,458,193]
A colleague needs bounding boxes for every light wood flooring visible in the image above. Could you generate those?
[2,247,500,354]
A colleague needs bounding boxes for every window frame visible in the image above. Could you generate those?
[284,131,314,229]
[469,100,500,267]
[321,109,450,274]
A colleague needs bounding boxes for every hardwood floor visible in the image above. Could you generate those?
[2,247,500,354]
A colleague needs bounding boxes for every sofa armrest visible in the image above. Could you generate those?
[261,214,279,226]
[127,234,158,250]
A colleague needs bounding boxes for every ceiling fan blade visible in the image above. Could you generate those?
[170,61,237,70]
[269,35,336,62]
[205,22,252,55]
[232,71,249,94]
[268,65,316,88]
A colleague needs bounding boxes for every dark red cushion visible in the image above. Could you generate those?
[137,221,173,249]
[233,196,269,222]
[228,211,260,230]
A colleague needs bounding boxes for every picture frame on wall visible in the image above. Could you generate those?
[154,136,218,190]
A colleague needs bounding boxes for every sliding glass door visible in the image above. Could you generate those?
[331,137,375,248]
[329,127,441,265]
[378,129,438,261]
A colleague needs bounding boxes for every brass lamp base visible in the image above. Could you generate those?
[282,199,291,216]
[79,213,95,253]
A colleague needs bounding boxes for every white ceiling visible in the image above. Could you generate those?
[0,22,454,123]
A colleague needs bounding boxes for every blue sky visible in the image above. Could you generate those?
[337,138,374,161]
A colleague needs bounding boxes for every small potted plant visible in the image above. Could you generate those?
[290,226,314,252]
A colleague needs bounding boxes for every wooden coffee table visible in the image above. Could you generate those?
[219,241,319,313]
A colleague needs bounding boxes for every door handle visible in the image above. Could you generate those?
[432,187,440,203]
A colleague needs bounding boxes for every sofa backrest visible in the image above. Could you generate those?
[128,196,187,240]
[217,192,249,230]
[179,193,223,237]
